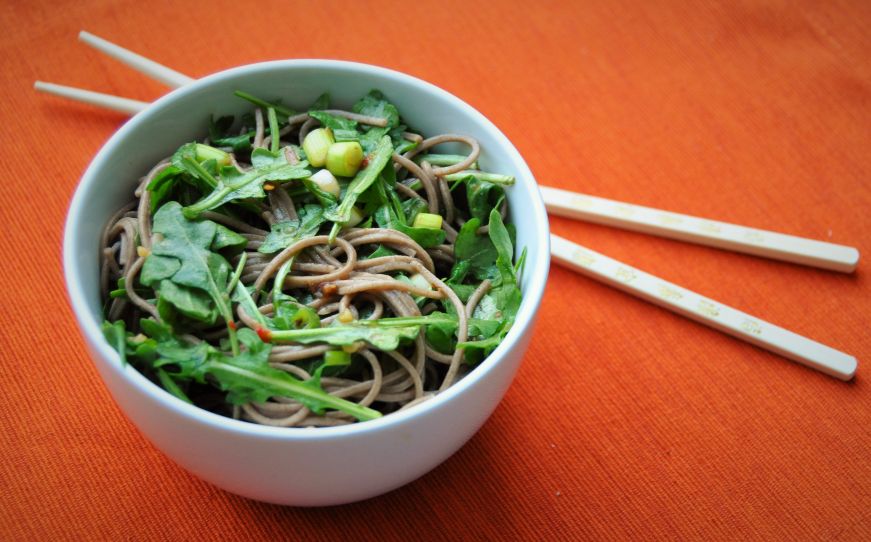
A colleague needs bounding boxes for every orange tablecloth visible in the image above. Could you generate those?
[2,0,869,539]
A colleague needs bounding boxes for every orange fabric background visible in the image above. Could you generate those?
[1,0,869,539]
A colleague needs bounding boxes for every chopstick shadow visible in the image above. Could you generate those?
[38,102,132,129]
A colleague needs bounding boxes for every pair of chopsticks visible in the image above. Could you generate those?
[37,31,860,380]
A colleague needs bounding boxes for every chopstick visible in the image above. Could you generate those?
[78,31,194,89]
[37,32,861,274]
[551,234,857,380]
[33,81,148,115]
[542,186,859,273]
[37,30,860,380]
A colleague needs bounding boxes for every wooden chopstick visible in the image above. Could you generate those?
[36,32,861,274]
[551,234,857,380]
[36,30,859,379]
[542,186,859,273]
[78,31,194,89]
[33,81,148,115]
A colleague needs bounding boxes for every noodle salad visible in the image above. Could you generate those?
[101,89,524,426]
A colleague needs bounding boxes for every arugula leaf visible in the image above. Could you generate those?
[155,277,216,322]
[233,90,296,118]
[488,208,517,285]
[301,178,339,215]
[140,202,241,345]
[308,110,358,132]
[232,282,269,328]
[208,115,252,153]
[366,245,396,259]
[267,313,454,350]
[171,143,219,191]
[356,126,389,154]
[268,324,419,350]
[108,277,127,299]
[101,321,127,365]
[155,369,192,403]
[351,91,415,154]
[326,135,393,240]
[457,322,512,365]
[373,205,445,248]
[183,148,311,218]
[359,162,446,248]
[466,178,505,222]
[423,311,503,354]
[308,93,330,111]
[110,321,380,421]
[272,295,321,330]
[258,204,325,254]
[146,165,183,212]
[353,90,400,128]
[452,218,498,281]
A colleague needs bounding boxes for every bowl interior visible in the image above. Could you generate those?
[64,60,550,435]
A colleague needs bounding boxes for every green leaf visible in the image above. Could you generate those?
[258,204,325,254]
[373,205,445,248]
[452,218,498,281]
[208,115,252,153]
[308,110,358,132]
[149,324,213,383]
[171,143,218,190]
[207,329,380,420]
[467,178,506,222]
[272,295,321,330]
[268,324,419,351]
[146,165,183,212]
[233,90,296,118]
[211,223,247,252]
[325,135,393,239]
[308,93,330,111]
[132,322,380,421]
[300,179,339,215]
[353,90,400,128]
[140,202,234,325]
[156,369,192,404]
[156,279,216,322]
[232,283,270,327]
[101,320,127,366]
[457,323,511,365]
[183,148,311,217]
[108,277,127,299]
[366,245,396,259]
[488,208,517,285]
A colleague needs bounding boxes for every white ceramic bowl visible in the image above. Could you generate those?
[63,60,550,506]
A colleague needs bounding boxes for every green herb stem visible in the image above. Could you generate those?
[181,156,219,188]
[207,359,382,421]
[416,154,478,168]
[267,108,280,154]
[234,91,296,118]
[227,252,247,294]
[444,171,515,185]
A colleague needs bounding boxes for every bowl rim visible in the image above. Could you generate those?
[63,58,550,440]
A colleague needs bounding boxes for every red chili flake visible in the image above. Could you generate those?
[227,321,237,330]
[360,156,369,169]
[256,327,272,342]
[322,284,338,296]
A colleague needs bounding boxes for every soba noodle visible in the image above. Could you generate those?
[100,90,521,427]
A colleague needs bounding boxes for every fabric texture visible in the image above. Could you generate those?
[1,0,869,539]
